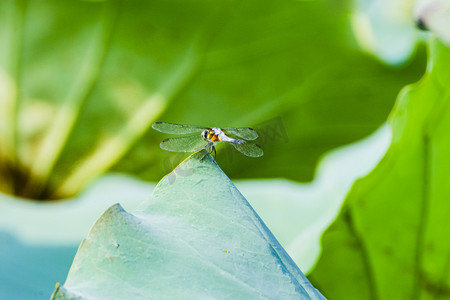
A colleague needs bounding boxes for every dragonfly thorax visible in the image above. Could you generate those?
[202,128,223,143]
[212,127,223,136]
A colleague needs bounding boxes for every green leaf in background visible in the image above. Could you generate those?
[114,0,426,184]
[0,0,426,199]
[51,150,324,299]
[309,38,450,299]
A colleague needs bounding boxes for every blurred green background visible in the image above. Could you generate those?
[0,0,425,200]
[0,0,434,299]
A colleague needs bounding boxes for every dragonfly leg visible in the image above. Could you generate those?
[211,145,216,159]
[203,142,216,159]
[206,143,216,159]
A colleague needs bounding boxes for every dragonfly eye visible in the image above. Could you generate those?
[201,130,208,140]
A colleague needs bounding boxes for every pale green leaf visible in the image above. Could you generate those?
[52,151,324,299]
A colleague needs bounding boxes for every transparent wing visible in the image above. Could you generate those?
[231,141,263,157]
[223,127,258,140]
[160,134,207,152]
[152,122,206,134]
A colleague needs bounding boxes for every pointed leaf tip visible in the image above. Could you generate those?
[53,149,324,299]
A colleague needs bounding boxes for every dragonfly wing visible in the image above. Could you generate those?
[231,141,263,157]
[160,134,207,152]
[152,122,206,134]
[223,127,258,140]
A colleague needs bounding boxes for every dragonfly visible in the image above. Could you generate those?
[152,122,263,158]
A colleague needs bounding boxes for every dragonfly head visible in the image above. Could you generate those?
[201,129,209,141]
